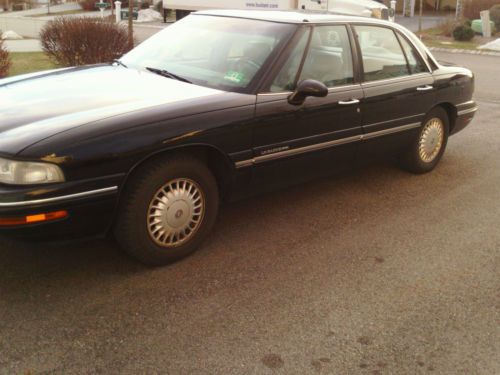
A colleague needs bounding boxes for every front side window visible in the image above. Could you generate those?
[298,25,354,88]
[270,29,310,92]
[121,15,295,92]
[355,25,410,82]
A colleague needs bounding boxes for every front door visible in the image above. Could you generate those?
[244,25,364,188]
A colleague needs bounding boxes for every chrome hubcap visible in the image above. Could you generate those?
[419,118,444,163]
[147,178,204,247]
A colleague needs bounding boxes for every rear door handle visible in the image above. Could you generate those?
[417,85,433,91]
[338,99,360,105]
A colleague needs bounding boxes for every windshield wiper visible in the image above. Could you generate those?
[112,59,127,68]
[146,67,192,84]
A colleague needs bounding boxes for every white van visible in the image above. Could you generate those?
[163,0,389,21]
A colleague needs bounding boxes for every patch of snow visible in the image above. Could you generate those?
[1,31,24,40]
[478,38,500,51]
[136,8,162,23]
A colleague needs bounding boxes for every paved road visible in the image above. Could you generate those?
[3,39,41,52]
[0,3,167,43]
[0,52,499,374]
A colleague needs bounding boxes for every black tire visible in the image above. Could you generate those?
[114,154,219,266]
[401,107,450,174]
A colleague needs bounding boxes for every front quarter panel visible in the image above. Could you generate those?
[17,94,256,182]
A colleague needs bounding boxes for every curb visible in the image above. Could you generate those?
[427,46,500,57]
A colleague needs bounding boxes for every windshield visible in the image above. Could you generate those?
[121,15,296,93]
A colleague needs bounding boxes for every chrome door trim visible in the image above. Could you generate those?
[260,75,431,96]
[235,122,421,169]
[235,135,361,168]
[360,73,431,88]
[258,83,362,97]
[257,91,293,97]
[362,113,424,129]
[0,186,119,207]
[362,122,420,140]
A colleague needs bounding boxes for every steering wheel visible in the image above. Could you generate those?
[233,56,261,76]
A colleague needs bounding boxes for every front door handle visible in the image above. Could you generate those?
[338,99,360,105]
[417,85,434,91]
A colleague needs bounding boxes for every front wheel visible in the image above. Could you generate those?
[114,155,219,266]
[401,107,449,174]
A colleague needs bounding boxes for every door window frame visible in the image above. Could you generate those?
[350,23,432,84]
[352,24,412,83]
[395,30,430,75]
[258,23,361,94]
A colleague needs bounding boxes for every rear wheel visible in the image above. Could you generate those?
[401,107,449,174]
[114,155,219,266]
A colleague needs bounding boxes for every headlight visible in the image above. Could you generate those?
[0,157,65,185]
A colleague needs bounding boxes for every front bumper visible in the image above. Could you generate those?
[452,101,478,135]
[0,174,123,240]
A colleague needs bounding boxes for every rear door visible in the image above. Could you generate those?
[353,24,435,157]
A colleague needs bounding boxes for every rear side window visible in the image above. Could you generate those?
[396,32,428,74]
[355,25,409,82]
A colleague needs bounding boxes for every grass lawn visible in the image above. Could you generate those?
[423,38,480,50]
[8,52,58,77]
[420,23,499,51]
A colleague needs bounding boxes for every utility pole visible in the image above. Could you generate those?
[418,0,423,36]
[456,0,462,19]
[128,0,133,49]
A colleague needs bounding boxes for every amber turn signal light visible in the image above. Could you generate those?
[0,210,68,226]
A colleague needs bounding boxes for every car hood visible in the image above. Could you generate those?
[0,65,228,155]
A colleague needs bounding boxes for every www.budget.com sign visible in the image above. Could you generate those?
[244,0,295,9]
[167,0,297,11]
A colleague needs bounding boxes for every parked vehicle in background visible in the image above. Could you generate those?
[162,0,389,21]
[0,11,477,265]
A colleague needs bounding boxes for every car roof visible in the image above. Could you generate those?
[195,9,391,25]
[193,9,441,71]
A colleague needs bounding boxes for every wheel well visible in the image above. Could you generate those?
[436,102,457,133]
[124,145,234,201]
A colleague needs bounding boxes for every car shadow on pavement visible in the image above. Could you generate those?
[0,152,474,301]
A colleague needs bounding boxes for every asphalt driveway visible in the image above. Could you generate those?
[0,52,498,375]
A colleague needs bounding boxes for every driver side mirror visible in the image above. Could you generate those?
[288,79,328,106]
